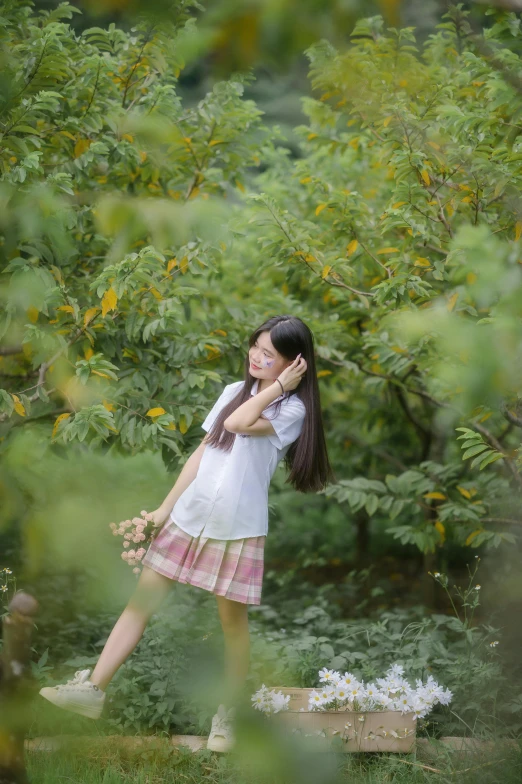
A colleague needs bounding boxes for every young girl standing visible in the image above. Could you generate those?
[39,314,335,751]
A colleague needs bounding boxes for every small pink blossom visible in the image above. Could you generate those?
[112,530,119,536]
[133,567,141,574]
[127,549,136,558]
[124,532,132,540]
[137,547,146,557]
[123,541,130,548]
[109,523,117,531]
[121,552,129,560]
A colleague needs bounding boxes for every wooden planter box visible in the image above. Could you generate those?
[266,687,416,753]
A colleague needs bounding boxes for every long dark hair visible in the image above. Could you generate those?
[204,315,336,493]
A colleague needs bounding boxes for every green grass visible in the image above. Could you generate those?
[26,734,522,784]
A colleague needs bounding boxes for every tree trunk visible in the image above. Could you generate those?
[0,591,39,784]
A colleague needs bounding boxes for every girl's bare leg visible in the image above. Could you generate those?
[89,566,173,692]
[215,594,250,708]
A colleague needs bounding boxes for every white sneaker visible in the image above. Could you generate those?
[206,703,236,752]
[39,669,105,719]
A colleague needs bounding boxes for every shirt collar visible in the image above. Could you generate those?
[250,378,285,401]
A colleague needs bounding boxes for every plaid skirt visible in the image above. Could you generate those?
[141,518,265,605]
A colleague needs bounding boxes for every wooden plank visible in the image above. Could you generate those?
[0,591,39,784]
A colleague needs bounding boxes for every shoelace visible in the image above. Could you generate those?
[212,713,235,736]
[57,670,90,691]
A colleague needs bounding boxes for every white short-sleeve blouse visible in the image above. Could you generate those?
[168,379,306,540]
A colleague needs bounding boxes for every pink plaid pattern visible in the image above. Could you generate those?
[141,519,265,605]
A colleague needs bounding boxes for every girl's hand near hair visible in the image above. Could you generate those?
[276,353,307,392]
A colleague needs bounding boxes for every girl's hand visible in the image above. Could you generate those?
[141,507,170,539]
[276,353,307,392]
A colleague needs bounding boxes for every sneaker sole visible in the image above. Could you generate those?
[39,687,104,719]
[206,736,235,752]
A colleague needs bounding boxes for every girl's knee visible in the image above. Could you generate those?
[128,568,171,617]
[216,596,249,636]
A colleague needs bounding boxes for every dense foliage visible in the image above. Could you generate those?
[2,0,522,749]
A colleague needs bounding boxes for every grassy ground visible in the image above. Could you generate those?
[26,735,522,784]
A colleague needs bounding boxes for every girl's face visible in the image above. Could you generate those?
[249,331,293,380]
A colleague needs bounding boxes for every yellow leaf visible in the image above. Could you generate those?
[214,329,227,336]
[346,239,358,255]
[179,415,188,434]
[446,202,455,217]
[102,400,115,412]
[392,201,406,209]
[414,257,431,267]
[52,412,70,438]
[515,221,522,241]
[465,529,483,546]
[208,139,223,146]
[146,407,166,417]
[282,282,289,295]
[315,203,327,216]
[300,176,312,184]
[308,132,318,140]
[11,394,25,417]
[166,422,177,430]
[167,258,177,273]
[317,370,333,378]
[235,180,245,193]
[122,133,134,143]
[407,228,413,236]
[57,305,75,314]
[427,141,440,151]
[424,492,446,500]
[50,266,63,285]
[84,347,94,360]
[456,485,471,499]
[84,307,99,327]
[461,196,472,204]
[447,292,458,312]
[321,265,332,279]
[26,306,39,323]
[219,242,227,252]
[434,520,445,542]
[59,130,76,141]
[139,150,147,163]
[189,186,200,199]
[458,184,472,191]
[91,370,111,379]
[101,287,118,317]
[180,256,189,274]
[74,138,91,158]
[466,272,477,285]
[420,169,431,185]
[376,247,400,254]
[150,287,163,300]
[346,118,357,127]
[383,115,393,127]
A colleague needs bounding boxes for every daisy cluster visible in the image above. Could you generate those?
[251,685,291,716]
[308,664,452,720]
[109,510,156,575]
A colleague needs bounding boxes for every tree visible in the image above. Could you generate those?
[236,6,522,559]
[0,0,268,468]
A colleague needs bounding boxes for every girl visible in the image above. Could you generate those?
[39,314,335,752]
